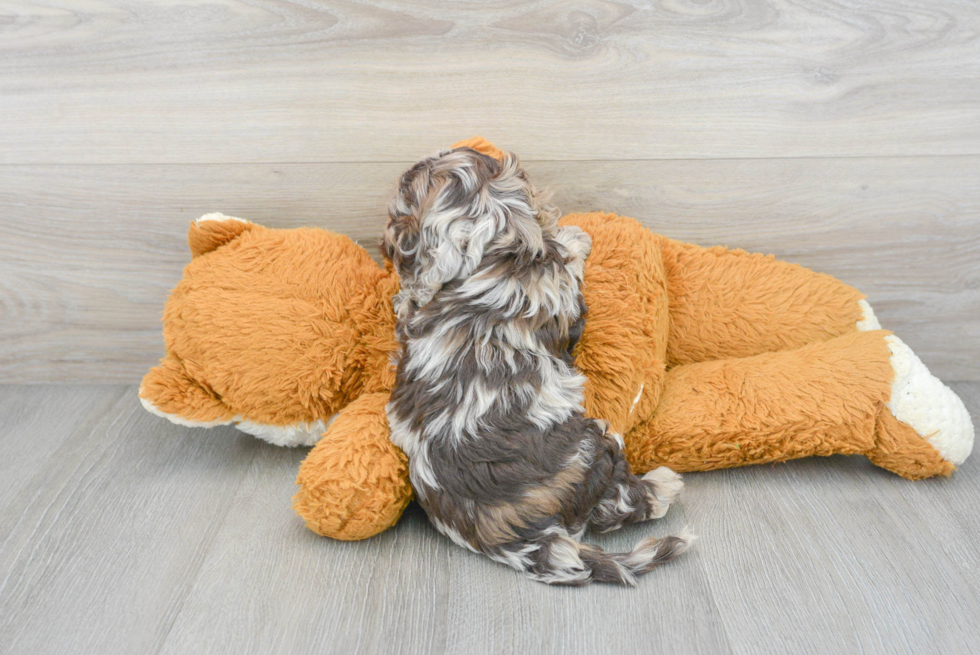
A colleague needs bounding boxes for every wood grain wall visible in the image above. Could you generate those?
[1,0,978,383]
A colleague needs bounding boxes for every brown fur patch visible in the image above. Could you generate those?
[471,462,589,547]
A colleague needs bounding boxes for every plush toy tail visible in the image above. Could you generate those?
[187,213,256,257]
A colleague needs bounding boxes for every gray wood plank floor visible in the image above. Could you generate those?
[1,384,978,655]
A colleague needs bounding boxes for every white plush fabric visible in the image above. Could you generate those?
[856,299,882,331]
[883,335,974,465]
[855,300,974,465]
[195,212,250,224]
[139,393,329,447]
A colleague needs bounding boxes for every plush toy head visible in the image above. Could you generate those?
[139,215,400,446]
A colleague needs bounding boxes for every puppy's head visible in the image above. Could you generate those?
[382,146,559,314]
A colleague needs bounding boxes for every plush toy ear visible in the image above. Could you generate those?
[187,213,256,258]
[451,136,504,161]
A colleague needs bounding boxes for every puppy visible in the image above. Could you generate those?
[382,146,692,586]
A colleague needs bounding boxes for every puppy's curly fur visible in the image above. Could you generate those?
[383,146,692,586]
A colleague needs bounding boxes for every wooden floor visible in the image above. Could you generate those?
[0,383,977,654]
[2,1,980,653]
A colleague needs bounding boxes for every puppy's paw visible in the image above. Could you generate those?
[555,225,592,262]
[642,467,684,518]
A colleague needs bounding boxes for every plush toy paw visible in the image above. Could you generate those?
[293,393,413,540]
[883,335,974,466]
[856,301,973,471]
[139,358,333,447]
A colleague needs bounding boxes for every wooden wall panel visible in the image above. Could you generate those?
[2,157,976,382]
[1,0,979,163]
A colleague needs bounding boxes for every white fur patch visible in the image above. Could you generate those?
[884,335,974,465]
[643,467,684,506]
[139,391,331,447]
[641,467,682,519]
[525,357,586,432]
[195,212,250,225]
[856,299,882,331]
[608,431,625,450]
[409,440,442,492]
[387,408,441,492]
[537,537,590,584]
[629,384,644,415]
[430,516,480,554]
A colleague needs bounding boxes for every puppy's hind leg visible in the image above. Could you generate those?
[588,453,683,533]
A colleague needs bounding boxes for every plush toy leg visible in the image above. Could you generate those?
[867,410,955,479]
[625,331,973,479]
[660,238,866,366]
[293,392,412,541]
[855,300,973,471]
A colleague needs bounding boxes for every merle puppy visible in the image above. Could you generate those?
[382,146,692,586]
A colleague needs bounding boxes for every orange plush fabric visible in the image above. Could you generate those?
[561,213,669,436]
[627,331,894,473]
[140,138,971,541]
[659,238,866,366]
[293,393,412,540]
[143,220,398,429]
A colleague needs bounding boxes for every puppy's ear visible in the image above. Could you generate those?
[381,212,420,278]
[382,157,430,284]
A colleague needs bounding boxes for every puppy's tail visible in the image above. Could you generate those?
[580,531,695,586]
[510,528,695,587]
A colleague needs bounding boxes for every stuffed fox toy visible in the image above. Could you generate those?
[140,138,975,541]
